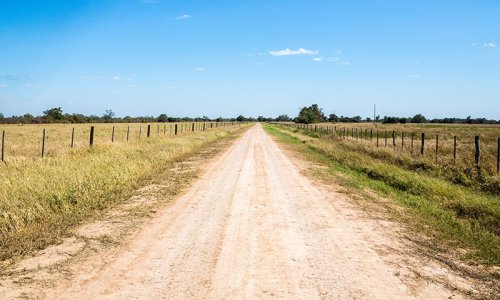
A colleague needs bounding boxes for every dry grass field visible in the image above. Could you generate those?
[0,122,247,261]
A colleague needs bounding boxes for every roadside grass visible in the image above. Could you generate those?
[0,124,249,261]
[264,124,500,269]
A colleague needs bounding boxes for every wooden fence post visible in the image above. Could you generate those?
[1,130,4,162]
[453,136,457,164]
[475,136,480,167]
[42,129,46,158]
[376,130,379,147]
[175,124,178,135]
[71,128,75,148]
[192,123,195,132]
[401,131,404,149]
[127,126,130,141]
[385,130,388,147]
[370,129,373,141]
[435,134,439,163]
[112,126,115,143]
[392,130,396,148]
[90,126,95,146]
[411,132,414,153]
[421,133,425,155]
[147,125,151,138]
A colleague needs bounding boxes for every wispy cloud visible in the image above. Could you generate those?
[0,83,8,88]
[269,48,319,56]
[483,42,496,48]
[176,14,191,20]
[195,67,206,72]
[244,52,268,57]
[313,51,351,66]
[113,76,133,81]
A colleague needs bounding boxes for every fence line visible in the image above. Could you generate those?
[276,122,500,175]
[0,122,242,162]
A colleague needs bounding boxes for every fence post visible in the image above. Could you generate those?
[1,130,4,162]
[175,124,178,135]
[453,136,457,164]
[376,130,379,147]
[192,123,195,132]
[71,128,75,148]
[370,129,373,141]
[157,125,160,136]
[401,131,404,149]
[164,124,166,135]
[421,132,425,155]
[475,136,480,167]
[147,125,151,138]
[127,126,130,141]
[436,134,439,163]
[90,126,95,146]
[392,130,396,148]
[411,132,414,153]
[42,129,46,158]
[385,130,388,147]
[112,126,115,143]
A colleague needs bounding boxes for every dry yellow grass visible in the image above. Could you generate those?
[0,122,248,261]
[0,122,230,160]
[293,122,500,178]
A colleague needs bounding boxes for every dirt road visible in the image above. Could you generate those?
[26,124,471,299]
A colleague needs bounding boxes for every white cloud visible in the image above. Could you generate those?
[313,57,324,62]
[340,61,351,66]
[195,67,206,72]
[269,48,319,56]
[176,14,191,20]
[471,43,477,47]
[327,56,341,62]
[483,42,496,48]
[0,83,7,88]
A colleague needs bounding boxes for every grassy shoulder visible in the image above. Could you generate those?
[0,124,250,261]
[264,124,499,272]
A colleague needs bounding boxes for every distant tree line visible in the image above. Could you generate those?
[1,105,499,125]
[294,104,500,124]
[0,108,243,124]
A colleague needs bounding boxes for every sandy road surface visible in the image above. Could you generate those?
[41,124,466,299]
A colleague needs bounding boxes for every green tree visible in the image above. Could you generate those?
[43,107,64,121]
[157,114,168,122]
[410,114,427,123]
[276,114,291,122]
[297,104,326,124]
[103,109,115,123]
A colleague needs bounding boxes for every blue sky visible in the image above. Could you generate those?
[0,0,499,119]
